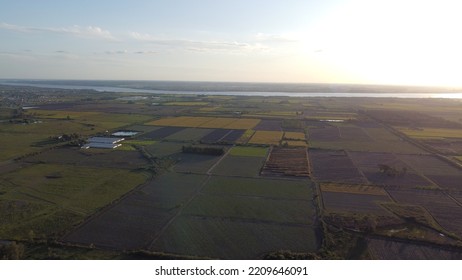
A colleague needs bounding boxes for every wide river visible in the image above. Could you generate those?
[2,82,462,99]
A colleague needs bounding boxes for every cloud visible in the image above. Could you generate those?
[0,22,117,41]
[255,32,299,43]
[130,32,267,53]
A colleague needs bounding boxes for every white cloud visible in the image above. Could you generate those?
[0,22,117,41]
[255,32,299,43]
[129,32,267,53]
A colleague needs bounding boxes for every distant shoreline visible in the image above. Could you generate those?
[1,80,461,99]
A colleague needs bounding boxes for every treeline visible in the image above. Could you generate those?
[182,145,224,156]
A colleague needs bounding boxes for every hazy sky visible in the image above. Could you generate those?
[1,0,461,86]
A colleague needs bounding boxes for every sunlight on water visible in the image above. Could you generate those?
[431,93,462,99]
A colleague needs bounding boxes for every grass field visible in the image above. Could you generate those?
[283,132,306,140]
[149,216,319,259]
[228,146,268,157]
[0,163,148,239]
[283,140,308,147]
[236,129,255,144]
[164,128,213,142]
[320,183,387,196]
[397,127,462,139]
[164,102,209,106]
[248,131,283,145]
[147,116,260,130]
[184,194,314,224]
[212,155,265,177]
[202,176,313,200]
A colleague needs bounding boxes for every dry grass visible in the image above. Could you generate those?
[248,131,283,145]
[321,183,387,196]
[146,116,260,130]
[284,132,306,140]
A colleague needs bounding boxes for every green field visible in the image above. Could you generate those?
[202,176,313,199]
[0,163,148,239]
[228,146,268,157]
[164,128,213,142]
[150,216,319,259]
[184,194,314,224]
[212,155,265,177]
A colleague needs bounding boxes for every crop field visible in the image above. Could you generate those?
[387,189,462,237]
[308,149,367,184]
[253,119,282,131]
[236,129,255,144]
[149,216,319,259]
[308,126,341,141]
[145,142,183,157]
[164,102,209,106]
[348,152,435,188]
[197,117,236,128]
[248,130,283,145]
[5,87,462,260]
[138,126,185,140]
[62,173,207,250]
[212,155,265,177]
[164,128,213,142]
[228,146,268,157]
[184,194,314,224]
[0,163,147,239]
[337,126,373,141]
[320,183,387,196]
[261,147,310,177]
[427,175,462,190]
[283,132,306,140]
[147,116,260,130]
[397,154,461,176]
[367,238,462,260]
[174,153,222,174]
[25,148,149,169]
[396,127,462,139]
[222,118,261,130]
[423,140,462,155]
[200,129,245,144]
[202,176,313,199]
[321,191,392,215]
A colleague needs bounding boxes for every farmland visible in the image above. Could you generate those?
[1,84,462,260]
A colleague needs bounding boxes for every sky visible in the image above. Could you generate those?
[1,0,462,87]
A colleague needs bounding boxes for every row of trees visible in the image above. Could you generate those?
[182,145,224,156]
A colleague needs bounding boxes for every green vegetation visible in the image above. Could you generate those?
[2,85,462,259]
[0,164,148,239]
[228,146,268,157]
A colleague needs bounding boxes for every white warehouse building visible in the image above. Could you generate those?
[82,137,125,149]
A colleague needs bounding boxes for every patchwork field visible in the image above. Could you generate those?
[147,116,260,130]
[212,155,265,177]
[261,147,310,177]
[308,149,367,184]
[0,163,148,240]
[248,130,283,145]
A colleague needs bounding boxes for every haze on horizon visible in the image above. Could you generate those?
[1,0,461,87]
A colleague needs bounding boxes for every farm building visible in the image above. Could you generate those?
[111,131,139,137]
[82,137,125,149]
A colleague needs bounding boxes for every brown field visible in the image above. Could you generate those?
[197,117,236,128]
[348,152,436,189]
[223,118,261,130]
[387,189,462,237]
[261,147,310,177]
[367,238,462,260]
[283,132,306,140]
[248,130,283,145]
[147,116,260,130]
[308,149,367,184]
[321,191,392,215]
[320,183,387,196]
